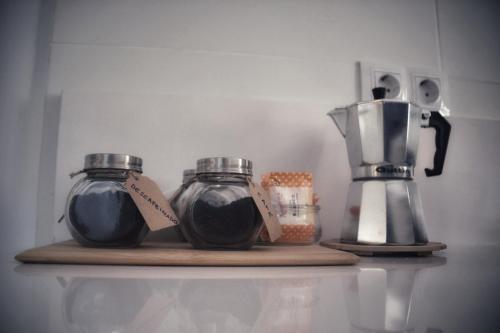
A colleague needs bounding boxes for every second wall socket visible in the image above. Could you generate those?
[408,67,450,116]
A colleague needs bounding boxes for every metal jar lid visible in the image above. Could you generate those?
[196,157,253,176]
[84,153,143,172]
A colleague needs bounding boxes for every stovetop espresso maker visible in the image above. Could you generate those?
[328,87,451,245]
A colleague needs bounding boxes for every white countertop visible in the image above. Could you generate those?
[1,245,499,333]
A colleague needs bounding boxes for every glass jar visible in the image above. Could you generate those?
[170,169,197,215]
[65,153,149,247]
[173,157,264,250]
[168,169,197,242]
[260,205,321,245]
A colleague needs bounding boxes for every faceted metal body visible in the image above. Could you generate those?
[341,180,428,245]
[328,100,430,245]
[331,100,423,180]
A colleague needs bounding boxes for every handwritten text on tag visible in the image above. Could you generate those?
[248,181,282,242]
[125,173,179,231]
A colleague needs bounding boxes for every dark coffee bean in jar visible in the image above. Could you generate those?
[65,153,148,247]
[173,157,263,250]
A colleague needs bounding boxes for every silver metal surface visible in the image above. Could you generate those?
[342,258,446,333]
[329,99,432,245]
[341,180,428,245]
[328,100,423,180]
[83,153,142,172]
[351,165,414,180]
[182,169,196,184]
[196,157,253,175]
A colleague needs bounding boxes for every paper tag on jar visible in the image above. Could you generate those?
[125,172,179,231]
[248,181,282,241]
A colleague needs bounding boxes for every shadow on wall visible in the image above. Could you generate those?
[36,93,62,246]
[44,91,345,244]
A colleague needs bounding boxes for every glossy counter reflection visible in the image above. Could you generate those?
[7,246,500,332]
[343,257,446,333]
[17,267,334,333]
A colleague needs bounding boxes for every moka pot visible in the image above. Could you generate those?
[327,88,451,245]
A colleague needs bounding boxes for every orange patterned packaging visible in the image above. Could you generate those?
[260,172,321,245]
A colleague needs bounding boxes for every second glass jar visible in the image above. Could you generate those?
[172,157,263,250]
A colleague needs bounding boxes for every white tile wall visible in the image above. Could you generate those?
[47,44,356,104]
[3,0,499,251]
[438,0,500,83]
[52,92,500,246]
[448,78,500,120]
[52,0,440,68]
[0,0,53,257]
[53,92,345,241]
[416,118,500,245]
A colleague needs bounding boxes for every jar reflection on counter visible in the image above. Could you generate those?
[172,157,263,250]
[65,153,149,247]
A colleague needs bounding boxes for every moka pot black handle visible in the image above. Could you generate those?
[425,111,451,177]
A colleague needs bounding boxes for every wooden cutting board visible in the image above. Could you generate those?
[15,240,359,266]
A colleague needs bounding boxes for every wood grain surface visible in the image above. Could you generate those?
[320,239,447,256]
[16,240,360,266]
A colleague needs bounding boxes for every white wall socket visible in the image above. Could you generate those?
[408,68,450,116]
[358,62,450,116]
[359,62,409,101]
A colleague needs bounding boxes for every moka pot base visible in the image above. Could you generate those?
[340,179,430,245]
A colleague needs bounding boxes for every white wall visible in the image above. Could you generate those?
[0,0,54,257]
[2,0,500,254]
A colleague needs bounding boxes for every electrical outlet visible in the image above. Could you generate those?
[408,68,450,116]
[359,62,408,101]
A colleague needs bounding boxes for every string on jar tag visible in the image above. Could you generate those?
[69,170,85,178]
[128,171,140,181]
